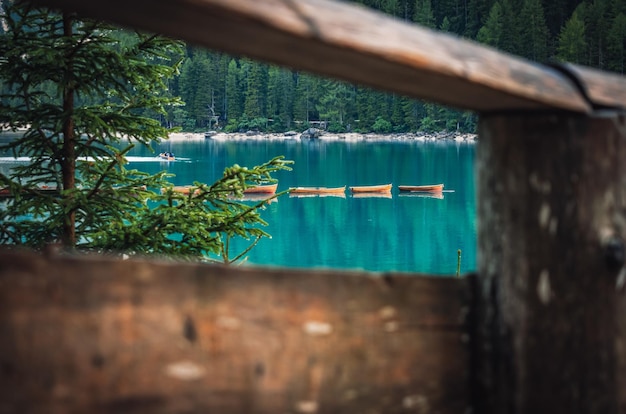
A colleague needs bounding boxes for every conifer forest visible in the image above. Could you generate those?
[5,0,626,134]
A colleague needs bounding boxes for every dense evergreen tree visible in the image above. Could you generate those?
[465,0,494,38]
[266,66,298,131]
[317,79,355,129]
[583,0,608,67]
[498,0,520,54]
[0,2,292,261]
[434,0,465,32]
[294,73,321,125]
[518,0,550,61]
[242,60,268,120]
[607,12,626,72]
[390,95,409,131]
[477,2,504,47]
[544,0,577,37]
[178,52,214,129]
[557,10,587,63]
[401,98,425,131]
[225,59,244,128]
[382,0,402,16]
[414,0,436,28]
[439,15,452,31]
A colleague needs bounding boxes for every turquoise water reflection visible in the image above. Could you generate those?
[129,138,476,275]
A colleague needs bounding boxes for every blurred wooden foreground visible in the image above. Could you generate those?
[0,249,469,413]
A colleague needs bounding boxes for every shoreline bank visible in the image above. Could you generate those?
[168,130,477,143]
[1,128,476,143]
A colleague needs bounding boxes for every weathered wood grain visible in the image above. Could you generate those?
[475,111,626,413]
[34,0,590,114]
[558,63,626,110]
[0,249,469,414]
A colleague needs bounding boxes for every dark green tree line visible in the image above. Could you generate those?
[157,0,626,134]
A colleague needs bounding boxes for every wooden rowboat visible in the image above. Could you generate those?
[349,183,392,193]
[289,186,345,195]
[0,185,59,198]
[168,186,199,195]
[398,184,444,192]
[167,184,278,197]
[243,184,278,194]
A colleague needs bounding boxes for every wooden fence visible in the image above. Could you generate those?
[3,0,626,412]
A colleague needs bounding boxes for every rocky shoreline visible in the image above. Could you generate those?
[169,129,477,143]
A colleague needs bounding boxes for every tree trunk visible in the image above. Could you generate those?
[61,11,76,247]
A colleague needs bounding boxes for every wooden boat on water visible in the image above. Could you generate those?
[349,183,392,193]
[289,186,346,195]
[166,185,200,196]
[398,183,444,192]
[166,184,278,198]
[0,185,59,198]
[243,184,278,194]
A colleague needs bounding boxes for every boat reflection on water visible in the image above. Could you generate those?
[237,193,279,203]
[398,191,445,199]
[290,192,347,199]
[351,192,392,199]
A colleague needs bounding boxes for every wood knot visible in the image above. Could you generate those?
[183,315,197,343]
[604,237,625,272]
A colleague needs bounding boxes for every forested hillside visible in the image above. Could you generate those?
[171,0,626,134]
[2,0,625,134]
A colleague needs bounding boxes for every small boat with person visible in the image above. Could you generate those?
[159,152,175,161]
[349,183,392,193]
[398,183,444,192]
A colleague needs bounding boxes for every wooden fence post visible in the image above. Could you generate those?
[474,110,626,413]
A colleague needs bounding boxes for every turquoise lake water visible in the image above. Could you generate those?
[130,137,477,275]
[0,134,476,275]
